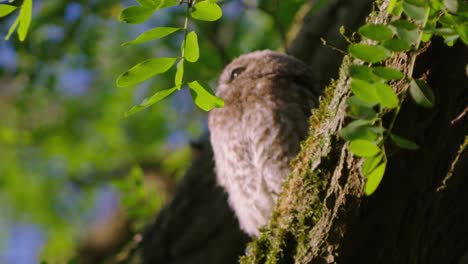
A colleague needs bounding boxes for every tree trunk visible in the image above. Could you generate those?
[138,0,468,263]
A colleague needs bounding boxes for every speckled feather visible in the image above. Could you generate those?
[208,50,320,237]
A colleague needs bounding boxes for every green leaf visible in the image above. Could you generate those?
[125,86,178,116]
[391,19,417,30]
[346,96,377,120]
[349,65,381,83]
[422,18,436,42]
[375,82,399,108]
[403,1,428,21]
[119,6,154,24]
[387,0,399,14]
[347,105,377,120]
[175,59,184,86]
[17,0,32,41]
[184,31,199,62]
[393,27,419,46]
[409,79,435,108]
[340,121,379,141]
[390,20,419,45]
[434,27,455,36]
[364,162,386,195]
[443,34,460,46]
[382,38,411,52]
[456,23,468,45]
[458,2,468,15]
[390,0,404,16]
[358,24,393,42]
[405,0,426,6]
[372,66,404,80]
[421,32,433,42]
[362,154,384,176]
[347,95,375,108]
[188,81,224,111]
[349,44,392,63]
[123,27,181,45]
[0,4,17,17]
[390,134,419,150]
[5,15,19,40]
[351,79,379,104]
[137,0,156,7]
[191,1,223,21]
[156,0,179,9]
[117,57,177,87]
[350,140,381,157]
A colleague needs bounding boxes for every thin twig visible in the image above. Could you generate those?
[450,106,468,125]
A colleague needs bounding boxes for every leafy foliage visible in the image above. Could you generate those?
[1,0,32,41]
[118,0,225,114]
[342,0,468,195]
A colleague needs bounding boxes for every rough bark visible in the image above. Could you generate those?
[241,2,468,264]
[138,0,468,263]
[140,133,250,264]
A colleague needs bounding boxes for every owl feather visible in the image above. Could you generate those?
[208,50,320,236]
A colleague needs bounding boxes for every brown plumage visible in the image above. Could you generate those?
[208,50,320,236]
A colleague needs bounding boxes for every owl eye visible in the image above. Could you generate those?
[230,66,246,81]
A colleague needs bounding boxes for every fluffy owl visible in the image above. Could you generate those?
[208,50,320,237]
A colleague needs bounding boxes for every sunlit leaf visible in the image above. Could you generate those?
[157,0,179,9]
[375,82,399,108]
[382,38,411,52]
[191,1,222,21]
[349,44,392,63]
[351,79,379,104]
[362,154,384,176]
[0,4,17,17]
[17,0,32,41]
[403,1,428,21]
[443,34,460,46]
[125,86,178,116]
[372,66,404,80]
[364,162,386,195]
[358,24,393,41]
[175,59,184,86]
[117,57,177,87]
[390,134,419,150]
[456,23,468,45]
[387,0,399,14]
[349,65,381,83]
[188,81,224,111]
[350,140,381,157]
[123,27,181,45]
[119,5,154,24]
[422,18,436,42]
[5,14,19,40]
[389,0,404,16]
[184,31,199,62]
[409,79,435,108]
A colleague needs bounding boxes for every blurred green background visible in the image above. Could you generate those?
[0,0,306,262]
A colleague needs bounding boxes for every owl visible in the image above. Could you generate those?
[208,50,320,237]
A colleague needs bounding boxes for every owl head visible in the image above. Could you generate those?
[215,50,315,99]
